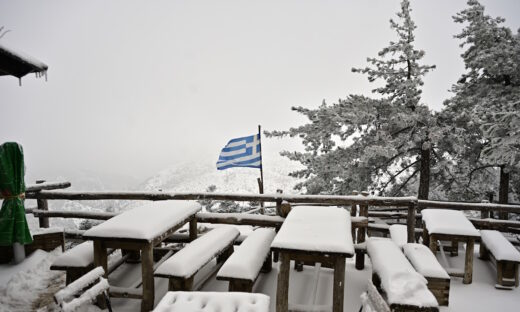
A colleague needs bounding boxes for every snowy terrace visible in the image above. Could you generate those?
[2,181,520,311]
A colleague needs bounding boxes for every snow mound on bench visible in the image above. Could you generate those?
[155,227,239,278]
[153,291,270,312]
[51,241,93,268]
[403,243,450,279]
[217,228,275,281]
[481,230,520,262]
[367,239,438,308]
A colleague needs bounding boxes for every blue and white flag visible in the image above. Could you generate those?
[216,134,262,170]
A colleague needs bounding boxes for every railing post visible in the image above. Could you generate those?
[407,201,416,243]
[35,180,50,228]
[351,190,358,242]
[355,191,369,270]
[480,200,490,230]
[275,189,283,216]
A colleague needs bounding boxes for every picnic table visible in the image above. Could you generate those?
[421,209,480,284]
[270,206,354,312]
[83,201,201,311]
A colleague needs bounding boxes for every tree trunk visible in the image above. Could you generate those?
[418,147,430,200]
[499,165,510,219]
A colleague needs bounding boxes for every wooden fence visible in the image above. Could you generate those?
[3,180,520,244]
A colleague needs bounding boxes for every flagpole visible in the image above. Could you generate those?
[257,124,265,214]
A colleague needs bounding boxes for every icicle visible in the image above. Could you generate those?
[18,77,22,86]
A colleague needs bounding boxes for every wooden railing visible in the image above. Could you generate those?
[3,180,520,244]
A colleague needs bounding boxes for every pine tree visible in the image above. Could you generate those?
[267,0,440,198]
[443,0,520,206]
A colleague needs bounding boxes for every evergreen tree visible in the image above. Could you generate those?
[443,0,520,206]
[267,0,439,199]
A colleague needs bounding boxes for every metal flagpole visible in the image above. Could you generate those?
[257,125,265,214]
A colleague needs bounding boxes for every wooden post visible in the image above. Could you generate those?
[499,166,509,220]
[463,239,474,284]
[276,253,290,312]
[407,202,416,243]
[258,125,265,214]
[189,217,197,241]
[355,191,369,270]
[480,200,490,221]
[351,190,358,243]
[276,189,283,216]
[36,180,49,228]
[141,244,155,311]
[93,240,108,309]
[333,256,346,312]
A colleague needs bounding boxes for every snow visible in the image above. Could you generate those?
[31,227,64,235]
[83,201,201,241]
[367,238,438,308]
[480,230,520,262]
[155,227,239,278]
[51,241,93,268]
[403,243,450,279]
[422,209,480,237]
[217,228,276,281]
[271,206,354,255]
[61,278,109,312]
[153,291,270,312]
[0,42,48,70]
[54,266,105,304]
[389,224,408,248]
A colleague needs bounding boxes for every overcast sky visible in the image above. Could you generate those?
[1,0,519,186]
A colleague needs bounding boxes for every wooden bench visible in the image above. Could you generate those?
[479,230,520,288]
[51,241,95,285]
[403,243,450,306]
[216,228,275,292]
[153,291,270,312]
[367,239,439,312]
[54,266,111,312]
[155,227,239,291]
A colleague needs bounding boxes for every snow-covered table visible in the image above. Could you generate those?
[270,206,354,312]
[421,209,480,284]
[83,201,201,311]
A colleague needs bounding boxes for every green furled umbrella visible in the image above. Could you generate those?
[0,142,32,246]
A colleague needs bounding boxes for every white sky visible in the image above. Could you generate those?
[1,0,519,185]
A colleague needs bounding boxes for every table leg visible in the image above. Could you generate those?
[463,239,474,284]
[276,253,290,312]
[333,256,346,312]
[189,217,197,241]
[93,241,108,309]
[141,244,155,311]
[429,234,437,254]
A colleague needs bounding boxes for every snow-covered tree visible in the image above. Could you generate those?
[267,0,440,199]
[443,0,520,206]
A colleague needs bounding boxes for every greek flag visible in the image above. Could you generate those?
[217,134,262,170]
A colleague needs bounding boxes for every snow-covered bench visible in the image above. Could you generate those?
[153,291,270,312]
[155,227,240,291]
[216,228,276,292]
[390,224,408,249]
[403,243,450,306]
[479,230,520,288]
[367,239,439,311]
[51,241,96,285]
[54,266,111,312]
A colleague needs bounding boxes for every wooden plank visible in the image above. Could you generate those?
[141,244,154,312]
[25,181,71,193]
[276,253,290,312]
[332,256,346,312]
[418,199,520,213]
[26,190,418,206]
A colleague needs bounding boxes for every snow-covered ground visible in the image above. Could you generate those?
[2,243,520,311]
